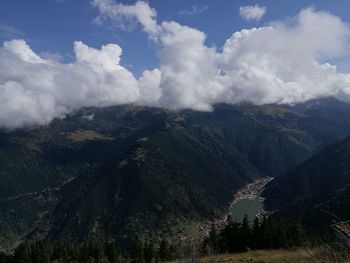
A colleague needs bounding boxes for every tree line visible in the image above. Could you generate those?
[0,216,316,263]
[203,215,306,254]
[0,239,176,263]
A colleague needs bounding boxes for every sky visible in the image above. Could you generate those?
[2,0,350,75]
[1,0,350,128]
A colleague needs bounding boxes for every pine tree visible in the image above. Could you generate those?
[158,239,168,262]
[144,242,156,263]
[240,215,251,249]
[30,241,52,263]
[14,243,32,263]
[133,239,146,263]
[105,243,121,263]
[252,217,261,249]
[0,252,10,263]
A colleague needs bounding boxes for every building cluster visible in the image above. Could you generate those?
[232,177,273,205]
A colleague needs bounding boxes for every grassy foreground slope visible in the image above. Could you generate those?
[170,247,350,263]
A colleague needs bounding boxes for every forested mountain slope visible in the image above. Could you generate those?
[1,98,350,248]
[264,136,350,234]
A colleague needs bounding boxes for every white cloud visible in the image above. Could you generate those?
[179,5,208,16]
[0,40,142,128]
[82,113,95,121]
[239,5,266,21]
[91,0,159,35]
[1,1,350,129]
[217,8,350,105]
[40,51,64,62]
[93,1,350,109]
[156,21,220,110]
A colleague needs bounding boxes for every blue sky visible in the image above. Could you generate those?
[1,0,350,129]
[1,0,350,76]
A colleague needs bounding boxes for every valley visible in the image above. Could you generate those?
[1,98,350,252]
[229,177,273,222]
[231,177,272,205]
[202,177,273,239]
[2,1,350,261]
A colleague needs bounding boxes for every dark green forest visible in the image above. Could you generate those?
[3,99,350,249]
[1,98,350,260]
[204,216,308,254]
[0,216,310,263]
[0,239,176,263]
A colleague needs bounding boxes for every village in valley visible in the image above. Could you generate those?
[231,177,273,206]
[199,177,274,238]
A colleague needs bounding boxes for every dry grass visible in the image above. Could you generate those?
[169,246,350,263]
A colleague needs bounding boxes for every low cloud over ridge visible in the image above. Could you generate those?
[1,0,350,128]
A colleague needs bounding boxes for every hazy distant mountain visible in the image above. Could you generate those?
[2,98,350,248]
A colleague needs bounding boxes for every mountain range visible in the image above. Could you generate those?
[2,98,350,249]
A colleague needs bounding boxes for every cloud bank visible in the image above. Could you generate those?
[239,5,266,21]
[1,0,350,128]
[0,40,144,128]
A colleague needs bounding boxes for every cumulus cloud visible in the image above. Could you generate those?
[0,40,141,128]
[1,0,350,129]
[93,1,350,108]
[239,5,266,21]
[91,0,159,35]
[217,8,350,105]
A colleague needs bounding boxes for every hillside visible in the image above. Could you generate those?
[264,136,350,234]
[2,98,350,248]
